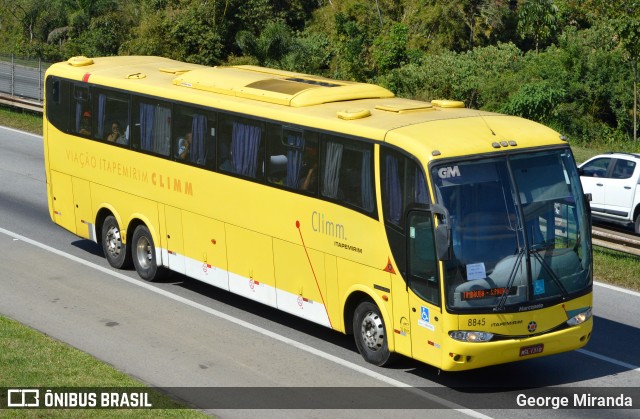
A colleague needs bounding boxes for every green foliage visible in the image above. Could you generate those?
[500,81,566,121]
[236,20,293,67]
[517,0,559,52]
[371,23,409,73]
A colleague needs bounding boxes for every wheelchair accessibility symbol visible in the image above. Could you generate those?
[421,306,430,323]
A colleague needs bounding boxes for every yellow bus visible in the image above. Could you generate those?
[43,55,593,371]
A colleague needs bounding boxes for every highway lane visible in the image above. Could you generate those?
[0,126,638,418]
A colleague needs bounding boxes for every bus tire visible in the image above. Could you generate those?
[102,216,131,269]
[353,301,394,366]
[131,224,163,281]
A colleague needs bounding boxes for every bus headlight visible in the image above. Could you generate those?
[566,307,592,326]
[449,331,494,342]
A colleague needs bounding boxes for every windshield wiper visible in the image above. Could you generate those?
[529,246,569,298]
[494,248,525,312]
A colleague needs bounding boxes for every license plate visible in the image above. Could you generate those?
[519,344,544,357]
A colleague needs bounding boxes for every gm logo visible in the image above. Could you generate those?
[438,166,461,179]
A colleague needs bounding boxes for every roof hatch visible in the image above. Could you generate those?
[376,99,433,113]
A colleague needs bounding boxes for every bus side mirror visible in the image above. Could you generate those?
[435,223,450,261]
[431,204,450,261]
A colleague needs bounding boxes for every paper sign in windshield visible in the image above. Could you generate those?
[466,263,486,280]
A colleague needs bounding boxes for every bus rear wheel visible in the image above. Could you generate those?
[353,301,394,366]
[131,225,163,281]
[102,216,131,269]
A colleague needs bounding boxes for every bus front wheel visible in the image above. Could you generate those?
[131,225,163,281]
[102,216,131,269]
[353,301,394,366]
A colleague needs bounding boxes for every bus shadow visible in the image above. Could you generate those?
[171,272,356,351]
[71,239,104,257]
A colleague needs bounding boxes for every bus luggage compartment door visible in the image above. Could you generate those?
[162,205,186,275]
[72,177,93,240]
[50,170,76,235]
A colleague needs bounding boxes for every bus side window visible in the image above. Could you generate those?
[381,146,431,277]
[321,136,375,213]
[45,77,70,133]
[173,105,216,166]
[132,98,171,156]
[407,211,440,306]
[73,85,91,137]
[218,115,264,179]
[266,126,318,193]
[94,89,130,146]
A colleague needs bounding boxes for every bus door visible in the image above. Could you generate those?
[405,210,443,368]
[160,205,186,274]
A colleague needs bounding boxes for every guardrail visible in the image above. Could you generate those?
[592,227,640,256]
[0,54,49,113]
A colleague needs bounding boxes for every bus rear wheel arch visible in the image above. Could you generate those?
[352,300,394,366]
[131,224,165,282]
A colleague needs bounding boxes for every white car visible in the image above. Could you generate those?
[578,152,640,234]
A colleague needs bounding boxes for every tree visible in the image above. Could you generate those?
[236,20,294,67]
[517,0,559,52]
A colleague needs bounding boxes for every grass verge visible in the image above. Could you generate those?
[0,105,42,135]
[0,317,207,417]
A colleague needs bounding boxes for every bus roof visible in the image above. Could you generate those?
[49,56,566,160]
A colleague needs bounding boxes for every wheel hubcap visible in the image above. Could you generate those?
[135,236,152,269]
[105,226,122,258]
[360,311,384,351]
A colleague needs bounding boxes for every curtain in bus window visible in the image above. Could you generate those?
[385,154,402,224]
[191,114,207,165]
[415,168,429,204]
[140,104,155,151]
[231,122,261,177]
[75,101,82,133]
[285,132,304,188]
[322,142,343,198]
[97,93,106,139]
[361,149,374,211]
[154,105,171,156]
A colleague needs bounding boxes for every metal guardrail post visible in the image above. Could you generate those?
[38,58,42,101]
[11,54,15,96]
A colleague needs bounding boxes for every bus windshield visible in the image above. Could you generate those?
[431,149,592,312]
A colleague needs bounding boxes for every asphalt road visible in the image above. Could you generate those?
[0,126,638,418]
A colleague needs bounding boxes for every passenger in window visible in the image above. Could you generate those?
[79,111,91,135]
[106,121,127,145]
[218,141,234,172]
[176,132,192,160]
[299,146,318,191]
[300,163,317,191]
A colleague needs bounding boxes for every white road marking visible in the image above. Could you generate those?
[594,280,640,298]
[0,126,42,139]
[577,349,640,373]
